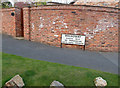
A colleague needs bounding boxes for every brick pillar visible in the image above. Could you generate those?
[23,7,30,40]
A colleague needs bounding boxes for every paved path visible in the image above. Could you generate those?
[2,34,119,74]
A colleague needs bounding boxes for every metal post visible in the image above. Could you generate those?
[61,43,62,48]
[84,45,85,51]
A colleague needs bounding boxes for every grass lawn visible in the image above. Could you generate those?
[2,53,119,86]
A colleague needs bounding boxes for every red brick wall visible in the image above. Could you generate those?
[0,9,2,34]
[23,5,119,52]
[2,8,16,37]
[2,8,23,37]
[14,2,30,37]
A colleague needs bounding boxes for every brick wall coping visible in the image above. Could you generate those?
[23,5,119,13]
[1,8,16,12]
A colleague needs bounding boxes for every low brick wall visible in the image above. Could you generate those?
[0,9,2,34]
[2,8,16,37]
[2,8,23,37]
[23,5,119,52]
[1,5,119,52]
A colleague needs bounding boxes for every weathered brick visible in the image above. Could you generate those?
[2,8,16,37]
[2,5,119,52]
[23,5,119,52]
[2,8,23,37]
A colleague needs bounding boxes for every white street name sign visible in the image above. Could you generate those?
[61,34,86,45]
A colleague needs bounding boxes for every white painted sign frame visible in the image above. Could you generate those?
[61,34,86,50]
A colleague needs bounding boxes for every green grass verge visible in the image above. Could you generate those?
[2,53,118,86]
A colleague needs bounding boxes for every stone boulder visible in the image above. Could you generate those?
[50,80,65,88]
[94,77,107,88]
[5,75,25,88]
